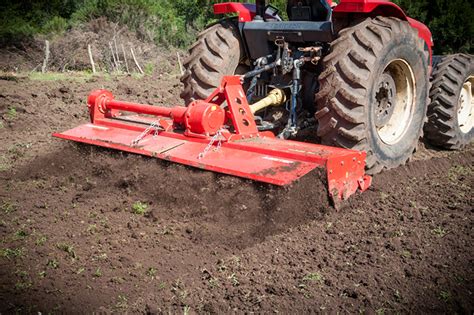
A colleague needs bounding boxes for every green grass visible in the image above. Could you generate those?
[14,229,28,240]
[146,267,157,279]
[439,290,451,302]
[303,272,324,283]
[35,236,47,246]
[47,259,59,269]
[57,243,77,259]
[1,247,24,259]
[132,201,148,215]
[94,267,102,277]
[28,71,94,82]
[6,107,17,120]
[1,201,16,213]
[432,226,447,237]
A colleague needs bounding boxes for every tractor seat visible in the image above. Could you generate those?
[287,0,332,22]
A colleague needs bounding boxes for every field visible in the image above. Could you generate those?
[0,73,472,313]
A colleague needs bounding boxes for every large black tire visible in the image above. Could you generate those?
[180,20,245,105]
[424,54,473,149]
[316,17,430,174]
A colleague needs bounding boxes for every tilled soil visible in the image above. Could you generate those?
[0,75,473,313]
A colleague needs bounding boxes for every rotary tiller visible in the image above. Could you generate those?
[54,76,371,203]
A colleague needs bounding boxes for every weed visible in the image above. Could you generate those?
[162,226,174,235]
[115,294,128,310]
[6,107,17,120]
[1,201,16,214]
[303,272,324,283]
[228,273,239,286]
[157,282,166,290]
[94,267,102,277]
[15,280,32,291]
[57,243,77,259]
[208,277,220,289]
[1,247,24,259]
[14,229,28,240]
[146,267,157,279]
[76,267,85,274]
[171,279,187,301]
[132,201,148,215]
[375,308,386,315]
[38,271,47,278]
[111,276,126,284]
[35,236,47,246]
[439,290,451,302]
[144,63,154,75]
[87,224,98,234]
[29,71,93,82]
[448,165,473,182]
[394,290,402,302]
[401,250,411,259]
[0,121,3,129]
[432,226,447,237]
[183,306,191,315]
[47,259,59,269]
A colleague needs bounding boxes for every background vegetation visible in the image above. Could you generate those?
[0,0,472,54]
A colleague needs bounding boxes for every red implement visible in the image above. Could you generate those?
[53,76,371,203]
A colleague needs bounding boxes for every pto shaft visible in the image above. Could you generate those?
[87,90,226,136]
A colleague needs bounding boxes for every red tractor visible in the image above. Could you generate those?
[55,0,473,203]
[181,0,473,174]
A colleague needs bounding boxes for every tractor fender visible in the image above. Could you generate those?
[214,3,255,22]
[214,2,283,22]
[334,0,433,58]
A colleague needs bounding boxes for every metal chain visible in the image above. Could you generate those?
[131,121,162,146]
[197,129,224,160]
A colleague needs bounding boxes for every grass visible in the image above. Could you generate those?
[94,267,102,277]
[432,226,447,237]
[439,290,451,302]
[227,273,239,286]
[35,236,47,246]
[47,259,59,269]
[448,165,473,182]
[1,201,16,214]
[14,229,28,240]
[1,247,24,259]
[115,294,128,310]
[303,272,324,283]
[6,107,17,120]
[57,243,77,259]
[146,267,157,279]
[28,71,94,82]
[132,201,148,215]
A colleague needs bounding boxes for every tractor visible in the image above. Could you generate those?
[180,0,473,174]
[54,0,473,204]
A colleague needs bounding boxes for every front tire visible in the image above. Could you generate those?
[316,17,430,174]
[424,54,473,149]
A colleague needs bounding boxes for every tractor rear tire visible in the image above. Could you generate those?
[316,17,430,174]
[424,54,473,149]
[180,20,245,105]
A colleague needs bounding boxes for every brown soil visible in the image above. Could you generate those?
[0,74,473,314]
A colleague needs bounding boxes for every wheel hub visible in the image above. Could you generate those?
[458,76,473,134]
[375,73,397,128]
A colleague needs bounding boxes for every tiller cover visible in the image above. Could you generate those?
[54,76,371,202]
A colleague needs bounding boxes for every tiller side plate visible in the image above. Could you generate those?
[54,76,371,202]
